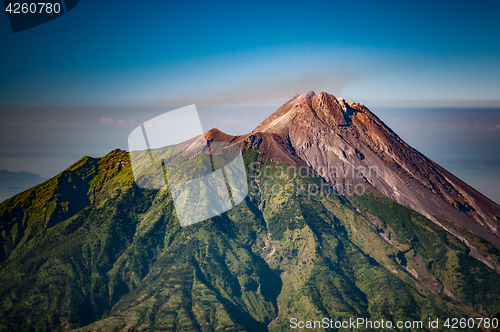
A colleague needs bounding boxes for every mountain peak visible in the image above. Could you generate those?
[254,91,357,134]
[204,127,234,142]
[298,90,316,101]
[2,91,500,331]
[250,91,500,249]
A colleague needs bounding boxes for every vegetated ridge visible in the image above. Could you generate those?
[0,92,499,331]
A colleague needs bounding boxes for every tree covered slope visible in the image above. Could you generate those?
[0,148,499,331]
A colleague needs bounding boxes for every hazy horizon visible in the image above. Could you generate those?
[0,101,499,204]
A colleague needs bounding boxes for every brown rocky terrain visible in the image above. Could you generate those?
[187,91,500,253]
[2,92,500,331]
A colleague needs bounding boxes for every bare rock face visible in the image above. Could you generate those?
[197,91,500,248]
[247,91,500,247]
[197,91,500,250]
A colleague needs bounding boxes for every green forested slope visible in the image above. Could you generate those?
[0,149,499,331]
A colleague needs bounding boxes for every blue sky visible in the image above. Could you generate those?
[0,0,500,202]
[1,0,500,108]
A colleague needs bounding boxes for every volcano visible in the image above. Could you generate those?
[206,91,500,264]
[1,92,500,331]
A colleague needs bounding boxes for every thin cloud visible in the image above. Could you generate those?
[41,119,68,127]
[489,124,500,131]
[117,119,135,125]
[99,117,135,125]
[213,117,246,125]
[1,119,72,127]
[99,117,114,124]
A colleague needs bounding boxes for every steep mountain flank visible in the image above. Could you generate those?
[1,93,500,331]
[250,91,500,248]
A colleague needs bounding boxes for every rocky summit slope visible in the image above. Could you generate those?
[255,92,500,244]
[202,91,500,255]
[0,92,500,331]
